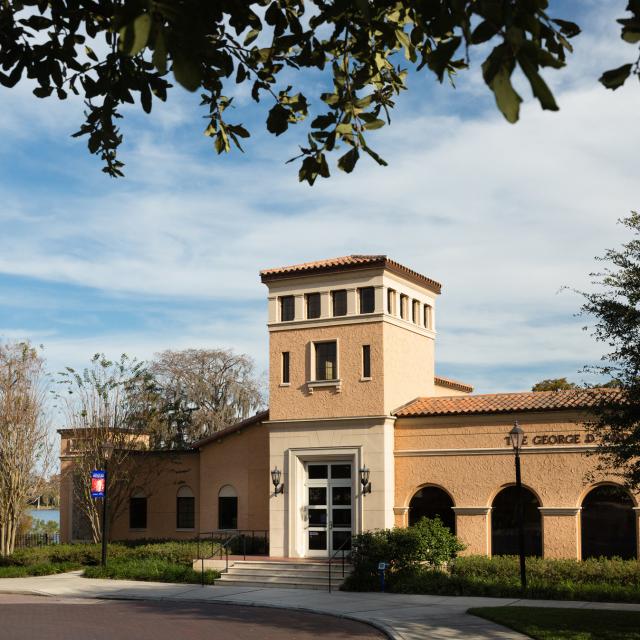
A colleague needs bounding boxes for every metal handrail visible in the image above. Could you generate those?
[328,534,352,593]
[196,530,269,586]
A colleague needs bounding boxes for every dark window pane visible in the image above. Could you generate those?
[176,496,195,529]
[362,345,371,378]
[491,486,542,556]
[332,509,352,527]
[582,485,636,560]
[309,530,327,550]
[315,341,337,380]
[218,496,238,529]
[306,293,321,319]
[280,296,295,321]
[332,290,347,316]
[332,486,351,506]
[282,352,290,384]
[129,497,147,529]
[331,464,351,479]
[359,287,375,314]
[332,531,351,551]
[309,487,327,506]
[409,487,455,532]
[309,509,327,527]
[308,464,328,479]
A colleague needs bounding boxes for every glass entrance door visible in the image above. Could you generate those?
[305,462,353,557]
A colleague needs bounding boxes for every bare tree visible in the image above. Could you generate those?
[0,341,51,556]
[149,348,264,446]
[58,354,159,543]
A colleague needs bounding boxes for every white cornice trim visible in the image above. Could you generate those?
[393,507,410,515]
[538,507,581,516]
[394,445,598,457]
[452,507,491,515]
[267,312,436,339]
[266,415,395,425]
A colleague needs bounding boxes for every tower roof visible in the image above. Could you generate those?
[260,254,441,293]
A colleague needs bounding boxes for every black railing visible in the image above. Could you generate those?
[328,534,352,593]
[15,533,60,549]
[196,529,269,586]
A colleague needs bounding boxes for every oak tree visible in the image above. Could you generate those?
[1,1,638,183]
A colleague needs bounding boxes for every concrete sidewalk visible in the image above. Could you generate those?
[2,573,639,640]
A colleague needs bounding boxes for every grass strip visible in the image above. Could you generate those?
[468,606,640,640]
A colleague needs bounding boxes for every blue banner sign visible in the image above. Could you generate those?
[91,470,106,498]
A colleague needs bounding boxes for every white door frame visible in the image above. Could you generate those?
[286,446,363,558]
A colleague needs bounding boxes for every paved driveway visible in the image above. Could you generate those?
[0,594,384,640]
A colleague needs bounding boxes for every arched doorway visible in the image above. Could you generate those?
[491,486,542,556]
[581,485,636,559]
[218,485,238,530]
[408,486,456,532]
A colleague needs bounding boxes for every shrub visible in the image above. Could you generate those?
[346,518,465,590]
[83,558,219,585]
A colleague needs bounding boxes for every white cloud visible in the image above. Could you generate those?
[0,3,637,393]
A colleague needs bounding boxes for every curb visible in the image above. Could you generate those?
[0,587,400,640]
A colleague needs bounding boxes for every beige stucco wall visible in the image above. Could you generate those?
[394,410,640,559]
[268,323,386,421]
[268,416,395,557]
[198,421,269,533]
[383,322,434,412]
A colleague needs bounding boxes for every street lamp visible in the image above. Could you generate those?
[101,441,114,567]
[509,421,527,592]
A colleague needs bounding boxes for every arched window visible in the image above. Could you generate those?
[408,486,456,532]
[491,486,542,556]
[218,485,238,530]
[581,485,636,559]
[176,486,195,530]
[129,491,147,529]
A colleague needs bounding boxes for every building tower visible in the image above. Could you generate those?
[260,255,441,557]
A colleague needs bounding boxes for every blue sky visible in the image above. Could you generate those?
[0,1,637,401]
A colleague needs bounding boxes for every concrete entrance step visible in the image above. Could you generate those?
[214,559,352,590]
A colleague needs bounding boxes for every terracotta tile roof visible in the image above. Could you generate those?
[260,255,442,294]
[434,375,474,393]
[395,388,621,418]
[192,410,268,448]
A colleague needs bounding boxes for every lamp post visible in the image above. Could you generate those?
[101,441,114,567]
[509,421,527,592]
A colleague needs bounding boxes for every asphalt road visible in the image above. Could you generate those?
[0,594,385,640]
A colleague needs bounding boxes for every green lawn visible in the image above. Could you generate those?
[469,606,640,640]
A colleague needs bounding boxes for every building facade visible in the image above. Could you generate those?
[60,255,639,561]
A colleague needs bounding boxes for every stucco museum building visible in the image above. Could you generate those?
[60,255,638,561]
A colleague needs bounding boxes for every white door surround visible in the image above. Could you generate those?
[286,447,363,558]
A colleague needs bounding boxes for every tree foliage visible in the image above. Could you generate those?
[579,212,640,488]
[147,348,264,447]
[0,341,51,556]
[531,377,578,392]
[57,353,162,542]
[1,1,637,183]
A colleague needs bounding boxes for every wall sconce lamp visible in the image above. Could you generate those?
[360,466,371,495]
[271,467,284,495]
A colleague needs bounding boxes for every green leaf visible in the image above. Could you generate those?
[244,28,260,46]
[599,64,633,90]
[518,58,558,111]
[33,85,53,98]
[471,21,500,45]
[622,27,640,43]
[363,118,385,130]
[266,103,290,135]
[172,53,201,92]
[482,58,522,123]
[120,14,151,56]
[552,19,581,38]
[152,30,167,75]
[337,147,359,173]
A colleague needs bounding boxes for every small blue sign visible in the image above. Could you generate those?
[91,470,106,498]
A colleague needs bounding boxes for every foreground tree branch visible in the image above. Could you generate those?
[1,1,637,183]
